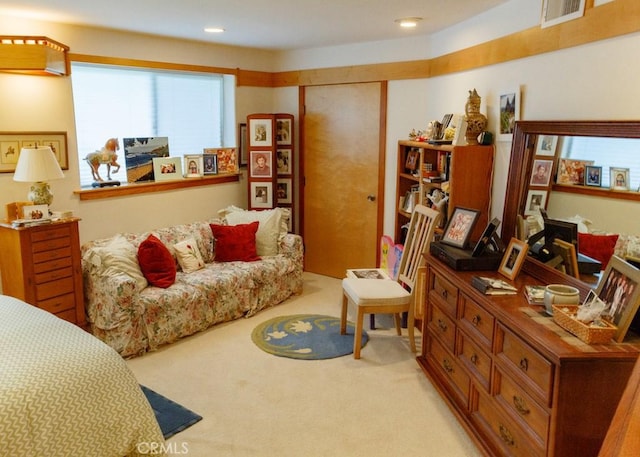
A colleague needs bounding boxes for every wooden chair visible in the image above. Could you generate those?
[340,204,440,359]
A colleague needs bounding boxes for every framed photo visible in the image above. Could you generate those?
[22,204,49,220]
[524,189,548,216]
[203,153,218,175]
[610,167,630,191]
[585,165,602,187]
[530,159,553,187]
[277,178,292,204]
[499,237,528,281]
[238,123,248,167]
[250,182,273,209]
[250,150,273,178]
[440,207,480,249]
[556,159,594,185]
[205,148,237,174]
[497,89,520,141]
[0,132,68,172]
[595,256,640,342]
[124,137,170,183]
[471,217,501,257]
[249,118,272,147]
[276,118,292,145]
[184,154,204,177]
[152,157,183,182]
[541,0,586,28]
[551,238,580,279]
[535,135,558,156]
[405,149,419,172]
[277,149,292,175]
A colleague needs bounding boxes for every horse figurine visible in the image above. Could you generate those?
[85,138,121,182]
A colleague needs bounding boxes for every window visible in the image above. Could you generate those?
[71,62,235,187]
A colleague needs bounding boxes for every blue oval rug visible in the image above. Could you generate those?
[251,314,368,360]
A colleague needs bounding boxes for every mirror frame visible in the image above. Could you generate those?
[501,120,640,294]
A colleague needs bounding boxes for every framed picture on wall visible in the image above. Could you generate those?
[239,123,248,167]
[277,149,292,175]
[249,118,272,147]
[276,118,292,145]
[251,182,273,209]
[277,178,292,204]
[497,89,520,141]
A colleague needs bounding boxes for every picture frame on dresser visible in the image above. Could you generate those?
[498,237,528,280]
[440,207,480,249]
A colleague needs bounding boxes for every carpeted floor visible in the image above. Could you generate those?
[127,272,482,457]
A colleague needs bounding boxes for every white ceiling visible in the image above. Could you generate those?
[0,0,510,51]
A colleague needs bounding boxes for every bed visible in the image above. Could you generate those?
[0,294,165,457]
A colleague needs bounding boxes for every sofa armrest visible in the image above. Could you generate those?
[83,267,141,330]
[279,234,304,264]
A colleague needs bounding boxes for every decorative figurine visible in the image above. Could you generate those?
[464,89,488,145]
[85,138,121,186]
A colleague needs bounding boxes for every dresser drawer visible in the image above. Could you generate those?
[32,246,71,264]
[427,335,469,408]
[38,292,75,314]
[428,302,456,352]
[31,235,71,253]
[33,256,72,274]
[472,388,545,457]
[53,307,77,323]
[429,271,458,318]
[35,276,74,301]
[459,293,494,350]
[35,266,73,285]
[494,367,550,449]
[496,324,554,406]
[457,330,492,391]
[30,225,71,243]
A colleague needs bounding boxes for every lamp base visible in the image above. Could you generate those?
[28,181,53,206]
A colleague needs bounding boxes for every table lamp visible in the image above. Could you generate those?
[13,146,65,206]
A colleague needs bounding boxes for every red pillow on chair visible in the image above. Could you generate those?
[138,234,176,288]
[210,221,261,262]
[578,232,619,267]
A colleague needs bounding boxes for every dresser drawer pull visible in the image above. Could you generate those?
[472,314,481,326]
[441,289,448,299]
[513,396,530,415]
[443,359,454,374]
[499,424,515,447]
[470,354,479,365]
[519,357,529,372]
[437,319,448,332]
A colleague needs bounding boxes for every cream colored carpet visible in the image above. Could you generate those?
[127,272,482,457]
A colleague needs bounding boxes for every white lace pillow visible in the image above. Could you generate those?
[89,234,148,292]
[174,238,206,273]
[224,207,289,256]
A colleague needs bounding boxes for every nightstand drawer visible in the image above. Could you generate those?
[36,277,74,301]
[32,235,71,253]
[39,293,75,314]
[33,256,72,274]
[35,266,73,284]
[33,246,71,264]
[30,226,70,243]
[428,302,456,352]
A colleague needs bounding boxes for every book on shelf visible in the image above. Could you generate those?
[524,285,546,304]
[346,268,391,280]
[471,276,518,295]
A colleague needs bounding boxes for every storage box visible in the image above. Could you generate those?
[552,305,617,344]
[429,241,502,271]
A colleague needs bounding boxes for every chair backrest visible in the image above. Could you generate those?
[396,204,441,292]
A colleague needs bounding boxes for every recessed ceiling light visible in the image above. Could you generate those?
[395,17,422,28]
[204,27,224,34]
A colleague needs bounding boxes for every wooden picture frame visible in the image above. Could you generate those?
[535,135,558,156]
[405,149,419,172]
[276,118,292,145]
[499,237,528,281]
[440,207,480,249]
[497,89,520,141]
[277,178,292,204]
[238,123,248,167]
[250,182,273,209]
[250,150,273,178]
[530,159,553,187]
[552,238,580,279]
[471,217,501,257]
[524,189,548,216]
[249,118,272,147]
[0,131,68,172]
[585,165,602,187]
[203,153,218,175]
[184,154,204,178]
[610,167,630,191]
[277,148,292,175]
[152,157,183,182]
[595,256,640,342]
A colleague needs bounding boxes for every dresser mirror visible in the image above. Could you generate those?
[501,120,640,293]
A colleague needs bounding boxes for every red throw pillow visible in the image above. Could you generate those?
[210,221,261,262]
[138,234,176,288]
[578,232,619,267]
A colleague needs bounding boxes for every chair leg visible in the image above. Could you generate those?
[370,314,376,330]
[340,294,348,335]
[354,307,364,359]
[407,309,417,353]
[394,313,402,336]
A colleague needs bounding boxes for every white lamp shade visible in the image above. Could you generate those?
[13,146,64,182]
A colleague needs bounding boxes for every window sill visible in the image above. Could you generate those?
[74,173,240,201]
[552,184,640,202]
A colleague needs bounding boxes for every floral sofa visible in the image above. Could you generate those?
[81,208,303,358]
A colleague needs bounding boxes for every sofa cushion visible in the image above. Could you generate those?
[88,234,148,292]
[138,234,176,288]
[210,221,261,262]
[579,232,619,267]
[224,207,289,256]
[174,238,206,273]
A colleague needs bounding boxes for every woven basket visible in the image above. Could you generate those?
[552,305,617,344]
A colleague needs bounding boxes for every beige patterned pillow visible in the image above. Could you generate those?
[225,208,289,256]
[89,235,148,291]
[174,238,206,273]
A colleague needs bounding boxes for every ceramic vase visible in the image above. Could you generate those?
[464,89,487,145]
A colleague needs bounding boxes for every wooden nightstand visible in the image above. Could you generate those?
[0,217,86,327]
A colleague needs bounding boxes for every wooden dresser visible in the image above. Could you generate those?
[418,253,640,457]
[0,218,86,327]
